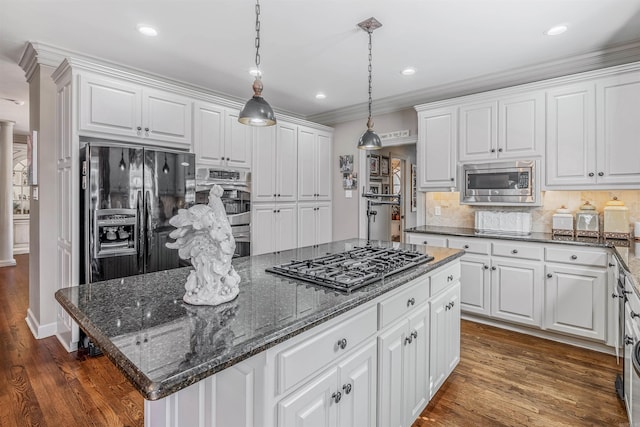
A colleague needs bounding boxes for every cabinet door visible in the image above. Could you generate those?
[224,110,252,169]
[277,368,337,427]
[545,83,596,187]
[459,255,491,316]
[276,123,298,202]
[276,204,297,252]
[417,108,457,189]
[337,341,377,427]
[79,73,142,138]
[143,88,192,146]
[253,127,277,202]
[429,290,450,396]
[490,258,543,327]
[459,101,497,162]
[596,72,640,185]
[406,305,429,421]
[445,283,461,377]
[316,132,333,200]
[498,92,544,158]
[193,101,225,166]
[298,203,317,248]
[251,205,276,255]
[377,319,406,427]
[544,264,606,341]
[316,202,332,245]
[297,127,317,201]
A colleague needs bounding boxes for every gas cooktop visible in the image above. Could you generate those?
[266,245,434,293]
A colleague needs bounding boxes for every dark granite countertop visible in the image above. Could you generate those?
[55,239,463,401]
[405,225,640,295]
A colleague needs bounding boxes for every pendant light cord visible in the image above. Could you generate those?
[254,0,261,74]
[367,28,373,127]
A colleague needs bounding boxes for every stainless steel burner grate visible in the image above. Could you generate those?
[266,246,434,293]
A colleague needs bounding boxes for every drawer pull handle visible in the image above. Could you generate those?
[571,255,578,260]
[342,383,352,394]
[332,391,342,403]
[609,262,615,267]
[407,297,416,307]
[337,338,348,350]
[632,311,640,319]
[626,335,634,345]
[447,274,454,281]
[511,249,518,254]
[612,293,623,299]
[464,244,469,249]
[405,336,413,345]
[411,330,418,340]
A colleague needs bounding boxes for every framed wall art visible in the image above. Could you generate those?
[411,163,417,212]
[369,183,381,194]
[382,183,390,194]
[368,154,380,176]
[380,156,390,176]
[339,154,354,173]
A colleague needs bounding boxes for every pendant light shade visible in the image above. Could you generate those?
[357,17,382,150]
[119,149,127,170]
[239,0,276,127]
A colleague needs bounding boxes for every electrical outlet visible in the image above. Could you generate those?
[434,206,441,216]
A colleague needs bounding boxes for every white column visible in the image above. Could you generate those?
[0,120,16,267]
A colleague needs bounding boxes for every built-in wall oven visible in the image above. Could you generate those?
[196,168,251,257]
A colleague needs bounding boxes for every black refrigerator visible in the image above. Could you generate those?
[79,140,196,284]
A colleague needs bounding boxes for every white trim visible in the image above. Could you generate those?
[0,259,16,267]
[25,309,57,339]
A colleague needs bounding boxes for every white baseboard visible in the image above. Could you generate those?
[0,258,17,267]
[13,248,29,255]
[25,308,57,339]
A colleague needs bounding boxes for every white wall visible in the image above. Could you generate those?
[331,109,418,241]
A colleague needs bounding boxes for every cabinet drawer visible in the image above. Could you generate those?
[378,277,429,329]
[430,262,461,296]
[406,233,447,248]
[545,246,608,267]
[448,237,489,255]
[492,242,543,260]
[276,305,377,395]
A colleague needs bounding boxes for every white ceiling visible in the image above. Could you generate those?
[2,0,640,135]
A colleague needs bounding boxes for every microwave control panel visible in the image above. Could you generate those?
[518,172,529,189]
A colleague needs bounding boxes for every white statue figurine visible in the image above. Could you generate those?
[166,185,241,306]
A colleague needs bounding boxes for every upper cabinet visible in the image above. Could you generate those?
[253,122,298,203]
[459,92,544,162]
[79,73,192,148]
[416,107,457,190]
[297,126,332,201]
[193,102,252,169]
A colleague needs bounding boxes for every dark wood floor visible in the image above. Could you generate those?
[0,255,629,426]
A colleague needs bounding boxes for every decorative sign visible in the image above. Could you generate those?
[379,129,410,140]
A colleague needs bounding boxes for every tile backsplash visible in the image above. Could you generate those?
[425,190,640,233]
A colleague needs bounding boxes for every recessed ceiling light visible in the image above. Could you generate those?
[315,92,326,100]
[137,24,158,37]
[249,68,262,77]
[545,24,568,36]
[401,67,416,76]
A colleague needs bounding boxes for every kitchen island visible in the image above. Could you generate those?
[55,239,463,427]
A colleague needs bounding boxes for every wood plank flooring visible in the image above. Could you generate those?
[0,255,629,426]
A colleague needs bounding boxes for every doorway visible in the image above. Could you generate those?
[390,157,404,242]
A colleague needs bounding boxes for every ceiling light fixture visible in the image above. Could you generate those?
[545,24,568,36]
[357,17,383,150]
[119,149,127,171]
[315,92,326,100]
[238,0,276,127]
[162,153,170,174]
[401,67,416,76]
[137,24,158,37]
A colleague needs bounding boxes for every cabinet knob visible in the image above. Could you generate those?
[490,148,496,153]
[511,249,518,254]
[450,177,455,182]
[277,193,281,197]
[626,335,634,345]
[464,244,469,249]
[571,255,578,260]
[276,209,280,213]
[498,148,503,152]
[144,127,150,136]
[547,273,553,278]
[609,263,615,267]
[598,172,604,177]
[483,265,489,270]
[422,241,428,245]
[407,297,416,307]
[411,330,418,339]
[332,391,342,404]
[404,336,413,345]
[588,172,595,177]
[136,126,142,136]
[337,338,348,350]
[632,311,640,319]
[342,383,352,394]
[447,274,454,281]
[491,266,496,271]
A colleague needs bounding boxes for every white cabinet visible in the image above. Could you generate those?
[193,102,252,169]
[429,283,460,397]
[545,83,596,187]
[595,71,640,186]
[251,203,297,255]
[405,232,447,248]
[378,304,429,427]
[490,257,543,328]
[79,73,192,147]
[298,126,332,201]
[298,202,332,248]
[253,123,298,203]
[458,101,497,162]
[416,107,457,190]
[457,255,491,316]
[277,341,377,427]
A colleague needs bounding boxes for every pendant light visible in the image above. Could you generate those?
[357,17,383,150]
[238,0,276,127]
[162,153,170,174]
[118,149,127,171]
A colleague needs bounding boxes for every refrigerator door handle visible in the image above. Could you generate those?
[145,192,153,266]
[137,190,144,273]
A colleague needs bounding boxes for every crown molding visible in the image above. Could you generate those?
[308,39,640,125]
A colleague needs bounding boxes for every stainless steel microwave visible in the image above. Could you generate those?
[461,160,540,206]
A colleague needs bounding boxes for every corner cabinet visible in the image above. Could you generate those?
[416,107,457,190]
[78,72,192,148]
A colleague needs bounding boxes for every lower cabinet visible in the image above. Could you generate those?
[252,203,297,255]
[277,341,377,427]
[491,258,544,327]
[298,202,332,248]
[430,282,461,397]
[378,304,430,427]
[458,255,491,316]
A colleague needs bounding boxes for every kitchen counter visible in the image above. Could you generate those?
[55,239,463,401]
[405,225,640,294]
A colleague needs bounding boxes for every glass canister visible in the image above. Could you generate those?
[552,206,574,237]
[604,197,630,239]
[575,201,600,238]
